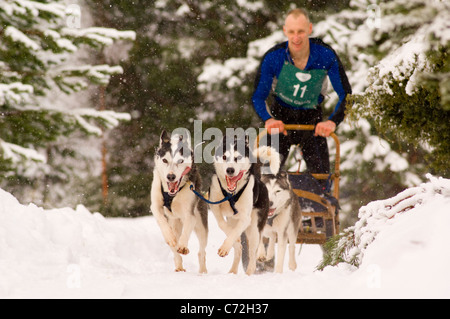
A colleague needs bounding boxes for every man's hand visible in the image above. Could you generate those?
[265,118,287,135]
[314,120,336,137]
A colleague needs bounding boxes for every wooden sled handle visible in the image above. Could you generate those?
[284,124,315,131]
[256,125,340,159]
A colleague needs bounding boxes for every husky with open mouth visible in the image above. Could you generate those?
[258,166,301,273]
[209,133,279,275]
[150,129,208,273]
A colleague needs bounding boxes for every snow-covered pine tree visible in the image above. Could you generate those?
[0,0,135,205]
[348,0,450,176]
[296,0,450,225]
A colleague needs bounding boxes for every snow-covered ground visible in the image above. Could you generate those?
[1,176,449,299]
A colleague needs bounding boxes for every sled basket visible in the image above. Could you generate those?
[288,172,339,244]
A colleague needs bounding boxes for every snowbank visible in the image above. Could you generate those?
[353,175,450,297]
[0,176,449,299]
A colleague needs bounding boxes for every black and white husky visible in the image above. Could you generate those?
[258,167,301,273]
[209,134,279,275]
[150,130,208,273]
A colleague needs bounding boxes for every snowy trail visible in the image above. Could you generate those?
[1,178,450,299]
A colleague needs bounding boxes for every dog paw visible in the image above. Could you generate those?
[257,255,266,262]
[228,268,238,274]
[218,245,231,257]
[177,246,190,255]
[246,265,256,276]
[275,265,284,273]
[175,267,186,272]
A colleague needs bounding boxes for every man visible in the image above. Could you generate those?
[252,8,351,173]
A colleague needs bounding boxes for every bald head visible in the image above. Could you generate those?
[284,8,310,24]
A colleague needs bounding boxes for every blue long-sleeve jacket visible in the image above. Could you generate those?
[252,38,351,125]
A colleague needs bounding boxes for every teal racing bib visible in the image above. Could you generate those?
[274,62,327,109]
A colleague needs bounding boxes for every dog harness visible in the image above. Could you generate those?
[160,167,191,212]
[188,172,256,216]
[161,184,185,212]
[217,177,250,215]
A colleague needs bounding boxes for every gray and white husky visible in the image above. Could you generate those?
[150,129,208,273]
[258,166,301,273]
[209,134,279,275]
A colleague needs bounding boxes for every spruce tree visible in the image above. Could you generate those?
[0,0,135,206]
[350,0,450,176]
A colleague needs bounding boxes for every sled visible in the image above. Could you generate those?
[258,124,341,245]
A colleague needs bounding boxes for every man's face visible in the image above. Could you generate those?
[283,14,312,55]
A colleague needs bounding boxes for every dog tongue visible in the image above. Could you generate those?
[168,181,179,195]
[167,167,190,195]
[226,170,244,191]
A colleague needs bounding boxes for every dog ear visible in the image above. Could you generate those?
[160,130,170,145]
[278,170,287,178]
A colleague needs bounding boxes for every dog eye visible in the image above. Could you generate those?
[177,159,184,164]
[222,155,227,161]
[235,155,242,162]
[162,158,168,164]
